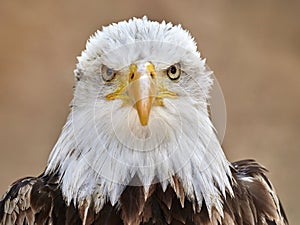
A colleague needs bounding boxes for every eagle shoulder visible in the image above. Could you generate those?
[226,159,289,225]
[0,177,36,225]
[0,174,76,225]
[0,174,122,225]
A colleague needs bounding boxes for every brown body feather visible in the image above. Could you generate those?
[0,160,288,225]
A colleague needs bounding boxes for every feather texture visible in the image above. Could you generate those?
[0,160,288,225]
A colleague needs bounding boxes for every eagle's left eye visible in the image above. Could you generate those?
[102,65,116,82]
[167,64,181,80]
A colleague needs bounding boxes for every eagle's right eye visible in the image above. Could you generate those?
[102,65,116,82]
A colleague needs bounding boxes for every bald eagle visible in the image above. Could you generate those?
[0,17,288,225]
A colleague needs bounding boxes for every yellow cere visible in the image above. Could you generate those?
[129,63,137,75]
[146,62,156,78]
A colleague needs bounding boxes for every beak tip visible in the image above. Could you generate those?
[140,118,149,126]
[135,96,152,126]
[137,106,150,126]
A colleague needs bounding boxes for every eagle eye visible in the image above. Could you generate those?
[102,65,116,82]
[167,64,181,80]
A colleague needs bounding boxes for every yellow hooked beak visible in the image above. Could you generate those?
[128,63,156,126]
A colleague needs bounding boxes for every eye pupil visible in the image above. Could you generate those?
[170,66,177,74]
[106,68,113,76]
[167,64,181,81]
[102,65,116,82]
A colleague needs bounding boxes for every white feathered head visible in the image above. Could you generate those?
[46,17,232,214]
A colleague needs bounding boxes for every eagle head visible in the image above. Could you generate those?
[46,17,232,213]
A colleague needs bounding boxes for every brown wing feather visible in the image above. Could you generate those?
[226,159,289,225]
[0,174,83,225]
[119,185,146,225]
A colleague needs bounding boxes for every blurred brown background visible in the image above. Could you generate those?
[0,0,299,223]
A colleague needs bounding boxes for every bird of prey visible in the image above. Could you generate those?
[0,17,288,225]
